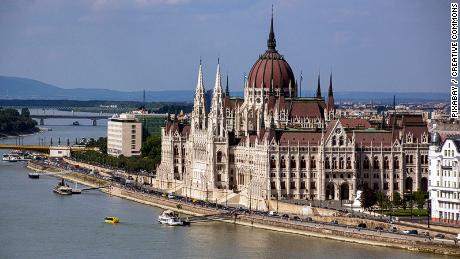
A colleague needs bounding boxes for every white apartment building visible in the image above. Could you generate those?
[107,113,142,157]
[428,133,460,225]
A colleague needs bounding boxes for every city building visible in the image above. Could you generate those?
[49,146,71,158]
[429,134,460,225]
[134,113,169,136]
[107,113,142,157]
[155,15,430,210]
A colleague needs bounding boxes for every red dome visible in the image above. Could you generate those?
[248,50,295,91]
[247,15,295,95]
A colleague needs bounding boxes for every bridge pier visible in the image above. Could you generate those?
[39,118,44,126]
[92,119,97,126]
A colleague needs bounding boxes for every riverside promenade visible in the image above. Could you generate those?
[27,159,460,256]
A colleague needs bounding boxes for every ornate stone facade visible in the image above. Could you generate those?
[155,16,430,210]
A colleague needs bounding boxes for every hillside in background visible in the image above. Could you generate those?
[0,75,448,104]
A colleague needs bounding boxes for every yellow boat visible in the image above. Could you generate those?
[104,216,120,224]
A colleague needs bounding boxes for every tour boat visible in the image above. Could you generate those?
[53,179,73,195]
[158,210,186,226]
[104,216,120,224]
[28,172,40,179]
[2,151,32,162]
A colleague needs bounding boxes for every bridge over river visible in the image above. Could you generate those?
[31,114,111,126]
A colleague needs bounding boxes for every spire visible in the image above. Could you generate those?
[316,73,322,98]
[196,59,205,92]
[328,72,333,97]
[214,59,222,92]
[225,74,230,97]
[267,5,276,51]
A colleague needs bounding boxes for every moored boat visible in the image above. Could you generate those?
[28,172,40,179]
[158,210,187,226]
[53,179,73,195]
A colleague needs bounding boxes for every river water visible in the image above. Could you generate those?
[0,110,445,258]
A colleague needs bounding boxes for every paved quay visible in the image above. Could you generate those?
[27,159,460,257]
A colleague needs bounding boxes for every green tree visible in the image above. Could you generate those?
[413,191,427,210]
[392,192,402,208]
[359,188,377,210]
[21,108,30,117]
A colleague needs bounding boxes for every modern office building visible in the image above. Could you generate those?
[107,113,142,157]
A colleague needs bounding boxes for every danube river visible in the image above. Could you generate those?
[0,111,443,258]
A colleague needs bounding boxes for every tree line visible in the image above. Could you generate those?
[0,108,38,136]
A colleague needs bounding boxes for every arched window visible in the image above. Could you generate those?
[394,156,400,169]
[346,157,352,169]
[339,157,344,169]
[280,156,286,169]
[339,136,344,146]
[384,156,389,170]
[270,156,276,169]
[325,157,330,169]
[174,145,179,156]
[300,156,306,169]
[373,156,380,170]
[310,156,316,169]
[363,157,370,170]
[217,151,222,163]
[290,156,296,169]
[332,157,337,169]
[331,136,337,146]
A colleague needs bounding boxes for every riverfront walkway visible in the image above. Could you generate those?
[0,144,98,151]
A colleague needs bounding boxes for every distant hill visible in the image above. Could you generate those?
[0,75,448,103]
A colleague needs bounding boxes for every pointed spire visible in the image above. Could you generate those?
[267,5,276,51]
[196,59,205,92]
[328,72,333,97]
[214,59,222,92]
[225,75,230,97]
[316,73,322,98]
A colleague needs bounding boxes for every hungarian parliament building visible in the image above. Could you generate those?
[155,15,430,210]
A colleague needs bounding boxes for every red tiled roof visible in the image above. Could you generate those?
[339,118,371,129]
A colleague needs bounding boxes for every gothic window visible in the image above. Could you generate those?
[290,182,296,189]
[332,157,337,169]
[280,181,286,189]
[339,136,344,146]
[271,182,276,189]
[290,156,296,169]
[217,151,222,163]
[373,156,380,170]
[301,182,306,189]
[339,157,344,169]
[311,156,316,169]
[325,157,330,169]
[384,156,389,170]
[331,136,337,146]
[363,156,370,170]
[300,156,306,169]
[270,156,276,169]
[346,157,352,169]
[280,156,286,169]
[174,145,179,156]
[393,156,399,169]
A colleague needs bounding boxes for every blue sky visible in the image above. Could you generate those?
[0,0,450,93]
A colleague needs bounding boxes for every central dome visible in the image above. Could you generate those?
[247,15,295,95]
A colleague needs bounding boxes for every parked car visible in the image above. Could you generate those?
[268,211,279,217]
[167,193,175,199]
[292,216,301,221]
[389,226,398,232]
[402,230,418,235]
[330,220,338,225]
[357,223,367,228]
[374,226,384,231]
[457,234,460,240]
[435,233,445,239]
[303,217,313,222]
[281,214,290,219]
[421,231,430,237]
